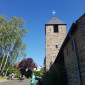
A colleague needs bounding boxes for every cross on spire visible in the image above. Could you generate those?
[52,10,56,16]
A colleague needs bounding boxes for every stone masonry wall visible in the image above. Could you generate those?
[46,25,66,70]
[76,23,85,85]
[63,17,85,85]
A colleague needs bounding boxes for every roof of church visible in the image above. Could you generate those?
[46,17,66,25]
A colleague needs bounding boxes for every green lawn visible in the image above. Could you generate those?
[0,76,8,79]
[0,76,29,80]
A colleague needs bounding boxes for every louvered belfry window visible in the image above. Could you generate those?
[54,25,58,32]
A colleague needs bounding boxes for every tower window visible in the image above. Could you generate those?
[56,45,58,48]
[54,25,58,32]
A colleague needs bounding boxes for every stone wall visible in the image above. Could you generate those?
[63,17,85,85]
[46,25,66,70]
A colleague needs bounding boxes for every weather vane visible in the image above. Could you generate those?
[52,10,56,16]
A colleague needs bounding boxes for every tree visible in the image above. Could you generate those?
[18,58,36,71]
[18,58,36,77]
[44,56,46,71]
[0,15,28,74]
[0,55,10,71]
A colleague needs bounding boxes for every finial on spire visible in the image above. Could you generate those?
[52,10,56,16]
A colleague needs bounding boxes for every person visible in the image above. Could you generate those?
[23,75,25,79]
[30,73,35,85]
[19,75,22,82]
[11,73,14,80]
[14,73,16,78]
[2,72,5,77]
[7,74,12,80]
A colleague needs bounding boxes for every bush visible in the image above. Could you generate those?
[7,67,21,78]
[32,70,43,77]
[20,68,26,75]
[42,64,67,85]
[21,69,43,78]
[25,69,32,78]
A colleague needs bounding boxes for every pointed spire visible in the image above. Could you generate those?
[46,17,66,25]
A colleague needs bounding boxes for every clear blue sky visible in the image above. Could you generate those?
[0,0,85,66]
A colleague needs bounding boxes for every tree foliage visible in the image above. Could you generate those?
[0,15,28,73]
[18,58,36,71]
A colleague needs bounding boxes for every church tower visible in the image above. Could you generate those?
[45,16,67,71]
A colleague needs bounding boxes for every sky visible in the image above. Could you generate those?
[0,0,85,66]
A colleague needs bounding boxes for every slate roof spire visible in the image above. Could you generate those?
[46,17,66,25]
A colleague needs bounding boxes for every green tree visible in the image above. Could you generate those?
[44,56,46,71]
[0,15,28,74]
[0,55,10,70]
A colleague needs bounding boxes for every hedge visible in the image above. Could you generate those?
[32,70,43,77]
[42,64,67,85]
[6,67,21,78]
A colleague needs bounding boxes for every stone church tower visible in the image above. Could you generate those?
[45,17,67,70]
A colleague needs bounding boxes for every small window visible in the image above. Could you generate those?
[54,25,58,32]
[56,45,58,48]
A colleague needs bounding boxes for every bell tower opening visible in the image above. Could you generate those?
[54,25,58,32]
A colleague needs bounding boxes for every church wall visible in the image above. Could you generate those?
[63,20,85,85]
[76,23,85,85]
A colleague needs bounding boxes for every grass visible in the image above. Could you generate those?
[0,76,8,79]
[0,76,29,80]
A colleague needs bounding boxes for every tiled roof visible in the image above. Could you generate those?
[46,17,66,25]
